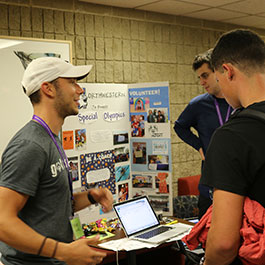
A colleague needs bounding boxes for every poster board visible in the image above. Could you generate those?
[0,36,71,158]
[62,83,130,222]
[62,82,172,224]
[128,82,173,215]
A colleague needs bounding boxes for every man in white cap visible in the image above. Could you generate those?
[0,57,113,265]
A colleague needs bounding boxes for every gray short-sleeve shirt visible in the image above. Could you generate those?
[0,121,73,264]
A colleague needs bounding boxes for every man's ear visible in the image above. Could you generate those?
[40,82,55,97]
[222,63,235,81]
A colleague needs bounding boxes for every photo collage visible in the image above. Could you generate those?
[62,82,173,219]
[128,84,172,213]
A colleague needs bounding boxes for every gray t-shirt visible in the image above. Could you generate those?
[0,121,73,264]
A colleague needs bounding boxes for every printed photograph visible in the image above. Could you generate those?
[113,132,129,145]
[115,165,130,182]
[130,114,145,137]
[129,97,150,112]
[68,156,79,182]
[118,183,129,202]
[75,129,87,151]
[132,174,153,188]
[62,130,74,150]
[132,142,147,164]
[155,172,169,193]
[147,108,168,123]
[113,146,130,163]
[148,155,169,171]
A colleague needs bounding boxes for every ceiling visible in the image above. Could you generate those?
[79,0,265,30]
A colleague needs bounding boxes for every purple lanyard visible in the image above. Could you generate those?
[214,99,231,126]
[32,115,73,201]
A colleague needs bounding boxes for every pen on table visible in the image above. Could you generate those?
[166,220,178,225]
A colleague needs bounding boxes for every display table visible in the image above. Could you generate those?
[89,218,193,265]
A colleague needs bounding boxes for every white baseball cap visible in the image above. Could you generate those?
[22,57,93,96]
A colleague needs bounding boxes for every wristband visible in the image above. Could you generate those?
[51,241,59,258]
[87,191,97,204]
[37,237,47,256]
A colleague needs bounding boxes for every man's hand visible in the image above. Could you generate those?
[90,188,113,213]
[57,236,107,265]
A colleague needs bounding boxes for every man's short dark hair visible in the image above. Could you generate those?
[192,49,214,72]
[23,86,41,104]
[212,29,265,75]
[23,78,59,105]
[29,90,41,104]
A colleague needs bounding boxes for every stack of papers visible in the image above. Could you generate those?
[98,223,192,251]
[99,237,158,251]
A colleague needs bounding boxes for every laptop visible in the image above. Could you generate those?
[113,196,190,244]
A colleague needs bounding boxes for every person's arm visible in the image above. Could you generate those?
[0,187,106,265]
[174,104,202,152]
[203,189,244,265]
[73,187,113,212]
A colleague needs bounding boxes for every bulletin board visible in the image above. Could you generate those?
[0,36,71,158]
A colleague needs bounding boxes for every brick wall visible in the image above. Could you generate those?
[1,0,265,196]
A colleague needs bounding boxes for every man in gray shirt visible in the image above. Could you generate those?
[0,57,113,265]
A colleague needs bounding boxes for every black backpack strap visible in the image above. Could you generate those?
[236,108,265,123]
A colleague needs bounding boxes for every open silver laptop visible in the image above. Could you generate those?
[113,196,189,244]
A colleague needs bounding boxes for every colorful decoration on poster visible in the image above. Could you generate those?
[132,142,146,164]
[147,108,168,123]
[147,124,163,138]
[130,114,145,137]
[80,150,116,194]
[132,174,153,188]
[75,129,87,151]
[152,140,169,155]
[113,132,129,145]
[118,183,129,202]
[68,156,79,182]
[62,130,74,150]
[156,172,169,193]
[148,155,169,171]
[79,87,88,109]
[129,97,150,112]
[113,146,129,163]
[115,165,130,182]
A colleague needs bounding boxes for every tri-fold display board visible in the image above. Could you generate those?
[62,82,173,223]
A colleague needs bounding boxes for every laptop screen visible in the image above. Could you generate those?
[114,196,160,237]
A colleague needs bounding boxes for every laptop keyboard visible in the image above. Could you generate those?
[135,226,172,239]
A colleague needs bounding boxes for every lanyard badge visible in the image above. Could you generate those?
[32,115,74,215]
[70,214,85,240]
[214,99,231,126]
